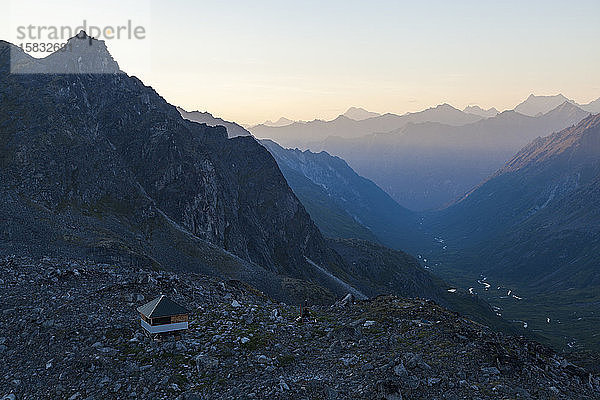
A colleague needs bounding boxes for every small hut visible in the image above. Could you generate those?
[137,295,189,337]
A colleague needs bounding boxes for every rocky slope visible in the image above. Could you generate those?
[261,140,420,251]
[1,256,598,400]
[326,238,517,331]
[261,146,380,243]
[0,33,357,304]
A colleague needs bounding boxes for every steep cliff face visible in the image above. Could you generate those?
[0,34,346,300]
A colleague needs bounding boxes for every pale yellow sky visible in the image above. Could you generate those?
[4,0,600,125]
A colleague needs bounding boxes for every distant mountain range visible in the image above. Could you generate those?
[463,105,499,118]
[259,116,295,127]
[250,103,484,148]
[251,97,598,211]
[251,95,600,154]
[177,107,251,138]
[254,107,380,129]
[310,102,590,210]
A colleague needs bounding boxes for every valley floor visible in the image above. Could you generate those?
[1,257,599,399]
[413,234,600,373]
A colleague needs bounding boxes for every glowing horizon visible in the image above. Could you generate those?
[3,0,600,125]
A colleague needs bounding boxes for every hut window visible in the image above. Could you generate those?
[152,316,172,325]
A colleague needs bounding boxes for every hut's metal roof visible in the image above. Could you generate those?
[137,295,188,318]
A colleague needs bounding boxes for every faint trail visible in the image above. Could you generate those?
[305,257,367,300]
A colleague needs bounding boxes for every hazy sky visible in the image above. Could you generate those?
[3,0,600,124]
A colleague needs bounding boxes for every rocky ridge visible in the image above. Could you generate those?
[0,34,358,304]
[177,107,251,138]
[1,257,598,399]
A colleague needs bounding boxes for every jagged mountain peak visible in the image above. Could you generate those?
[10,30,121,74]
[494,109,526,120]
[434,103,459,111]
[405,103,473,119]
[332,114,354,122]
[260,116,295,127]
[526,93,568,100]
[342,107,380,121]
[514,93,575,116]
[463,105,499,118]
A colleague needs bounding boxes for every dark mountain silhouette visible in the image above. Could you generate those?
[0,34,360,304]
[177,107,251,138]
